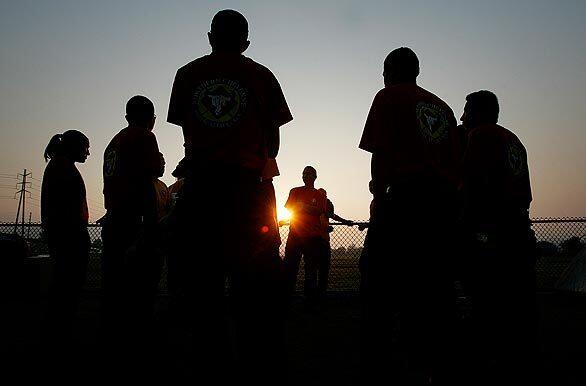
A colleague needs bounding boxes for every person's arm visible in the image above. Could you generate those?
[167,68,187,127]
[264,70,292,158]
[371,152,391,199]
[326,199,353,225]
[359,91,391,199]
[266,124,280,159]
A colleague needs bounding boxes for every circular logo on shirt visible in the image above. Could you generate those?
[193,79,248,128]
[507,142,526,176]
[416,102,449,144]
[103,149,117,177]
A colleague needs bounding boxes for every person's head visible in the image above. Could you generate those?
[208,9,250,54]
[44,130,90,163]
[125,95,156,130]
[383,47,420,86]
[156,152,165,178]
[461,90,500,129]
[302,166,317,186]
[172,158,188,179]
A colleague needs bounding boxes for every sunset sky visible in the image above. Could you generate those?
[1,0,585,222]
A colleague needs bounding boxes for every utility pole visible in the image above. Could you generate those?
[28,212,32,239]
[14,169,31,236]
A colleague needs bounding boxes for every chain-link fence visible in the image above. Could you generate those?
[1,218,585,292]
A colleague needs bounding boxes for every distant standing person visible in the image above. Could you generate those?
[101,95,161,344]
[359,47,462,384]
[459,90,537,384]
[166,9,292,384]
[41,130,91,343]
[284,166,352,309]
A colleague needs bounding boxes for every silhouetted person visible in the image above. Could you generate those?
[41,130,91,346]
[283,166,327,308]
[153,152,171,221]
[284,166,352,310]
[167,9,292,385]
[359,47,462,385]
[459,91,537,384]
[101,95,161,354]
[358,181,376,294]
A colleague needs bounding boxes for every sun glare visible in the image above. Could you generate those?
[277,207,292,222]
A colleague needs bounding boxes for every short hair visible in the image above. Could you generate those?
[465,90,500,123]
[210,10,248,49]
[303,166,317,176]
[384,47,420,80]
[126,95,155,127]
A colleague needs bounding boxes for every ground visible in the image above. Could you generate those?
[0,292,584,385]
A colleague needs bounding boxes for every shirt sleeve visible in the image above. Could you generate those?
[285,189,296,210]
[266,70,293,128]
[140,131,161,179]
[359,91,386,153]
[462,129,492,196]
[167,68,188,127]
[326,199,335,217]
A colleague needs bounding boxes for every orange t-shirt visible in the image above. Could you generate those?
[103,126,160,217]
[286,186,327,239]
[167,53,293,175]
[359,83,461,187]
[461,123,532,223]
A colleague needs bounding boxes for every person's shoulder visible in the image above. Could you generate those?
[154,179,168,189]
[177,55,211,73]
[495,124,524,145]
[243,56,277,79]
[290,186,305,193]
[416,85,453,111]
[468,124,505,144]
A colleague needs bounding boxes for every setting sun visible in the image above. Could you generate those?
[277,207,293,222]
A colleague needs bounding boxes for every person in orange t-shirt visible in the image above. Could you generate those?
[358,47,462,384]
[166,10,292,382]
[284,166,329,308]
[101,95,161,347]
[459,90,537,383]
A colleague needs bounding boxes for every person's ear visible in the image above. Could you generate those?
[208,32,214,48]
[125,114,130,124]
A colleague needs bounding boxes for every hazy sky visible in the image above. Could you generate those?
[1,0,585,222]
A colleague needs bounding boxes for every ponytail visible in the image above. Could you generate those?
[43,130,89,162]
[44,134,63,162]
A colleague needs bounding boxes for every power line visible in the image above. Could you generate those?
[14,169,31,235]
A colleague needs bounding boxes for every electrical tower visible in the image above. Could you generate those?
[14,169,32,236]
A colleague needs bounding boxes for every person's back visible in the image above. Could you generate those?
[100,95,161,358]
[166,10,292,385]
[361,84,459,190]
[462,123,531,227]
[103,125,160,219]
[359,47,461,385]
[459,90,536,384]
[168,44,290,176]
